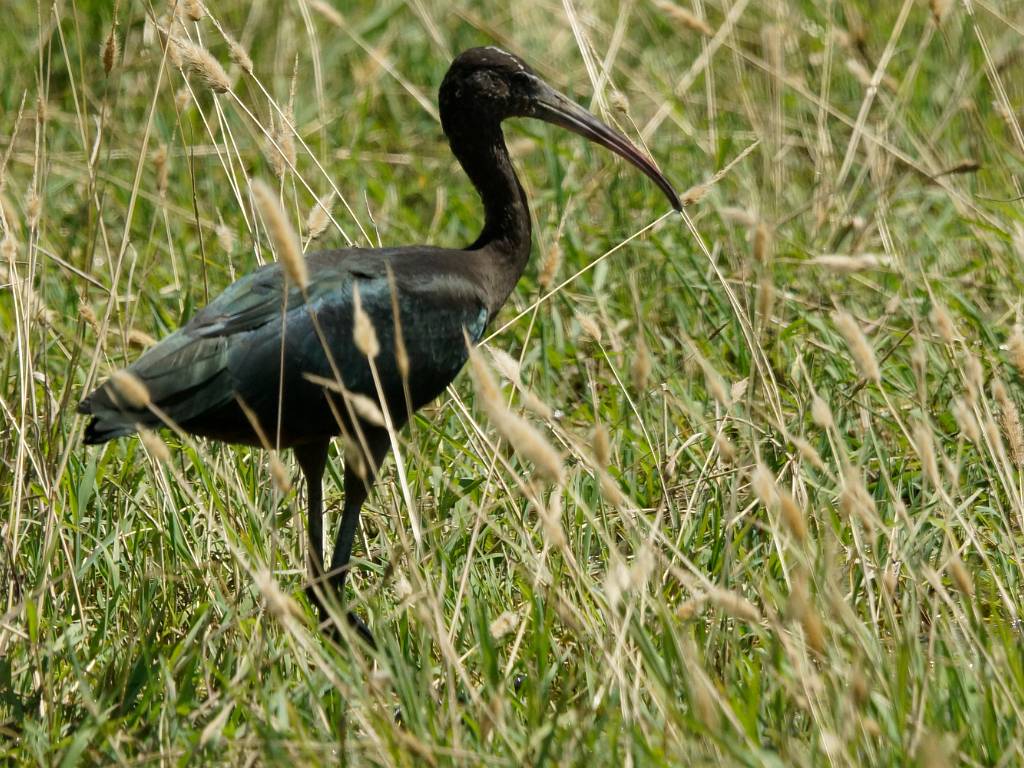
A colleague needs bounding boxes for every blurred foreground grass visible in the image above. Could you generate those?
[4,0,1024,764]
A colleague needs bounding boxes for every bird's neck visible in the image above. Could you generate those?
[447,122,532,312]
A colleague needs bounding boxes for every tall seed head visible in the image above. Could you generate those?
[173,39,231,93]
[1008,325,1024,377]
[468,344,563,483]
[948,555,974,597]
[778,489,808,542]
[226,32,253,74]
[102,24,120,75]
[110,370,151,409]
[930,303,956,344]
[251,178,307,290]
[751,463,778,508]
[833,310,880,382]
[811,393,834,430]
[305,192,334,241]
[352,284,380,359]
[914,422,941,486]
[992,378,1024,465]
[631,333,652,392]
[592,422,611,467]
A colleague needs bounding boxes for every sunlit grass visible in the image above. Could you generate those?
[3,0,1024,764]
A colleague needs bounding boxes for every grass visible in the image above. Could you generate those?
[3,0,1024,763]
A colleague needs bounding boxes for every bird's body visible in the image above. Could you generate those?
[79,46,679,642]
[81,246,492,448]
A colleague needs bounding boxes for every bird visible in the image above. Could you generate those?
[78,46,680,644]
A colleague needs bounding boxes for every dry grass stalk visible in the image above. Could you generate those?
[709,587,761,624]
[489,348,521,383]
[652,0,714,36]
[846,58,872,87]
[305,192,335,241]
[0,231,14,261]
[752,221,771,264]
[598,470,626,508]
[538,243,561,289]
[962,351,984,403]
[608,89,629,114]
[310,0,343,26]
[681,183,708,206]
[698,357,729,407]
[751,463,778,508]
[227,34,253,75]
[808,253,890,272]
[0,259,54,324]
[811,393,833,429]
[173,38,231,93]
[342,437,367,481]
[714,432,736,463]
[253,569,301,621]
[102,24,120,75]
[930,303,957,344]
[175,88,191,112]
[352,284,380,359]
[592,423,610,467]
[78,301,99,332]
[468,345,564,483]
[778,489,808,542]
[946,399,978,442]
[271,108,297,179]
[110,370,150,409]
[346,391,386,427]
[1008,325,1024,377]
[251,178,307,290]
[139,428,171,464]
[833,310,880,382]
[788,576,825,654]
[604,559,631,610]
[793,436,825,470]
[914,422,941,487]
[756,275,775,327]
[127,329,157,348]
[269,454,291,493]
[489,610,519,640]
[948,556,974,597]
[929,0,953,24]
[991,378,1024,465]
[577,313,602,343]
[183,0,205,22]
[153,144,169,197]
[720,206,757,227]
[631,333,652,391]
[394,575,413,603]
[520,388,553,420]
[215,223,234,254]
[540,487,567,549]
[839,464,877,527]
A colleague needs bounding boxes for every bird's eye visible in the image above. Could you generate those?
[511,71,533,89]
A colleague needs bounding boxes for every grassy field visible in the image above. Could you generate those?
[3,0,1024,764]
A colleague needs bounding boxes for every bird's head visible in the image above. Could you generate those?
[440,46,681,211]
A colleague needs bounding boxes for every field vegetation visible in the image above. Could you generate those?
[3,0,1024,764]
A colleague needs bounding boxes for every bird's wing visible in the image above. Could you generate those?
[78,257,349,440]
[79,249,490,444]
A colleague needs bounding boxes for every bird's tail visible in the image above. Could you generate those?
[77,388,146,445]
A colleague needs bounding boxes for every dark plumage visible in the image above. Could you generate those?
[79,46,680,643]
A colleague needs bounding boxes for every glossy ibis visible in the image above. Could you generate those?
[79,46,680,643]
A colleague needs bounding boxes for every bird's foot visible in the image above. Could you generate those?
[345,610,376,649]
[304,585,376,649]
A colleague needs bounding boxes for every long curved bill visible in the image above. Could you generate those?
[531,83,681,211]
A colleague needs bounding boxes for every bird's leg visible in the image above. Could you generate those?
[326,428,392,646]
[294,440,331,620]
